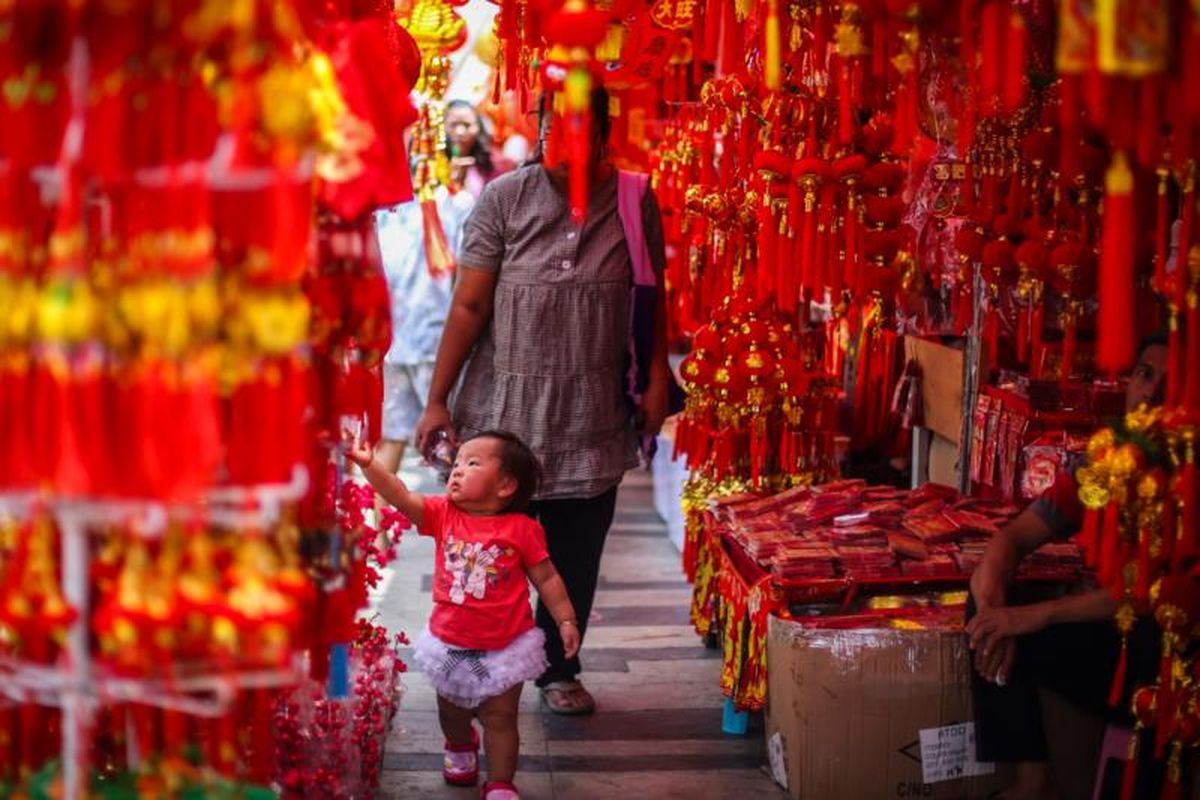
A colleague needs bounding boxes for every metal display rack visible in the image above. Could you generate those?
[0,466,310,799]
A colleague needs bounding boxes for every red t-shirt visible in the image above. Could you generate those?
[419,495,550,650]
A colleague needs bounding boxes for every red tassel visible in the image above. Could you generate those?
[756,200,773,302]
[1097,153,1136,376]
[1084,69,1110,131]
[1078,508,1102,568]
[1031,306,1045,369]
[420,198,456,277]
[1119,732,1140,800]
[1137,80,1164,168]
[1175,463,1197,566]
[1167,316,1184,408]
[802,196,818,293]
[980,1,1003,116]
[1153,168,1170,292]
[1061,320,1078,385]
[1155,675,1174,757]
[1001,8,1026,113]
[1160,490,1177,568]
[1135,528,1153,604]
[717,0,742,77]
[1186,295,1200,411]
[835,60,854,148]
[1098,502,1121,587]
[1060,76,1083,188]
[816,186,836,292]
[1016,307,1030,364]
[871,20,887,80]
[1160,745,1183,800]
[1178,177,1196,307]
[763,0,781,90]
[702,0,721,60]
[984,304,1000,366]
[844,197,859,292]
[1108,639,1127,707]
[162,709,187,757]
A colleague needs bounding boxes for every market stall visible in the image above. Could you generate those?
[2,0,1199,796]
[0,1,455,795]
[481,0,1200,796]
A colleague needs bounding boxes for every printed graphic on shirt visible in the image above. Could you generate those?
[442,535,515,605]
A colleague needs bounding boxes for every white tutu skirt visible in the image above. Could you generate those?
[413,626,548,709]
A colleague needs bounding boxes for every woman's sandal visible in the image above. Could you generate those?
[442,728,480,786]
[540,680,596,715]
[481,780,521,799]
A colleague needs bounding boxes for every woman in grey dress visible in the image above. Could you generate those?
[415,87,670,715]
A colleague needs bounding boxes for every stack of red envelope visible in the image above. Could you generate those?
[836,545,900,578]
[825,523,889,547]
[900,554,960,577]
[901,513,961,544]
[742,529,797,566]
[772,541,840,580]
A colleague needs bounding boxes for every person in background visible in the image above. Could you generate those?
[374,99,515,475]
[445,99,511,199]
[415,86,672,716]
[966,332,1169,800]
[372,182,473,476]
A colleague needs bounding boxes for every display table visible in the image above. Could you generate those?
[689,479,1084,713]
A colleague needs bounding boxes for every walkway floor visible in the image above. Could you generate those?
[371,459,783,799]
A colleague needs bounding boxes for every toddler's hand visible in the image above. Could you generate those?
[341,430,374,468]
[560,621,581,660]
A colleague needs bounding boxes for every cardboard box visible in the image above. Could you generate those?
[766,615,1009,800]
[904,337,966,444]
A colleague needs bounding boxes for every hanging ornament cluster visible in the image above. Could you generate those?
[1073,400,1198,800]
[676,295,839,489]
[0,0,420,794]
[399,0,468,276]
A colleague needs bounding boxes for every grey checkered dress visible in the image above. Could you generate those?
[452,165,665,499]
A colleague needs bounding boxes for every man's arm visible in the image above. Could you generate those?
[967,500,1114,684]
[969,503,1056,609]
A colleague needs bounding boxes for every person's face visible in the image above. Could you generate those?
[1125,344,1167,411]
[447,437,514,511]
[446,106,480,156]
[539,108,609,177]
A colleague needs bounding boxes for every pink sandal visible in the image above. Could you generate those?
[442,729,480,786]
[481,781,521,799]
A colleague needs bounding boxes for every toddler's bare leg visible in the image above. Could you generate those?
[437,693,475,746]
[476,683,523,783]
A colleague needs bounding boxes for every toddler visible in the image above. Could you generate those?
[346,429,579,800]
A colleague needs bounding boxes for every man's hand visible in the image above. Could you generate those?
[415,402,455,457]
[638,374,669,437]
[560,620,581,659]
[967,604,1048,683]
[975,636,1016,686]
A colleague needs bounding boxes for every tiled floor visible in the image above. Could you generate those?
[370,459,783,799]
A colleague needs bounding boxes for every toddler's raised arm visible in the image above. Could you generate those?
[344,437,425,527]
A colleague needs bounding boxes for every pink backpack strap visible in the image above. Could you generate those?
[617,170,656,287]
